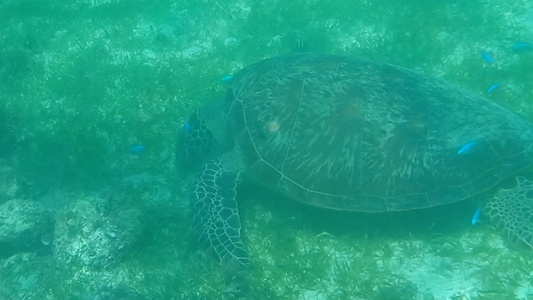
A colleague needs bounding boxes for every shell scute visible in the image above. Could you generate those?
[226,53,533,212]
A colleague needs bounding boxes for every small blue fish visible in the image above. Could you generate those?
[471,206,482,225]
[222,75,234,83]
[129,145,147,155]
[487,83,502,94]
[481,51,494,63]
[185,122,191,135]
[513,42,533,51]
[458,142,476,155]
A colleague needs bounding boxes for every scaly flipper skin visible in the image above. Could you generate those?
[191,157,250,270]
[484,176,533,249]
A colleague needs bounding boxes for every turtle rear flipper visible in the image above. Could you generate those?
[485,176,533,249]
[191,157,250,270]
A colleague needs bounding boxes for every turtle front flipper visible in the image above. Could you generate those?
[191,157,250,270]
[484,176,533,249]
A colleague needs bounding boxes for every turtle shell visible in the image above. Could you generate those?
[224,53,533,212]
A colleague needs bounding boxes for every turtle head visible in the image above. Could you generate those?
[177,101,233,170]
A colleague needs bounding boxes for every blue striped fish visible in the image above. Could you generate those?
[471,206,482,225]
[458,142,476,155]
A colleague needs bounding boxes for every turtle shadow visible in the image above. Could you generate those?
[238,181,478,244]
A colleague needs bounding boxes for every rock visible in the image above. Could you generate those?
[53,199,144,268]
[0,163,18,203]
[0,199,53,252]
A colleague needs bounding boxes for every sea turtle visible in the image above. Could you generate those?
[179,52,533,270]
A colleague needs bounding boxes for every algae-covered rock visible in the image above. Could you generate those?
[0,199,53,250]
[54,199,144,268]
[0,163,18,203]
[83,285,146,300]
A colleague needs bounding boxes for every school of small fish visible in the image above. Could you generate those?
[481,42,531,95]
[469,42,531,223]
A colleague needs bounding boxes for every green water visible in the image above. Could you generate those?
[1,0,533,299]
